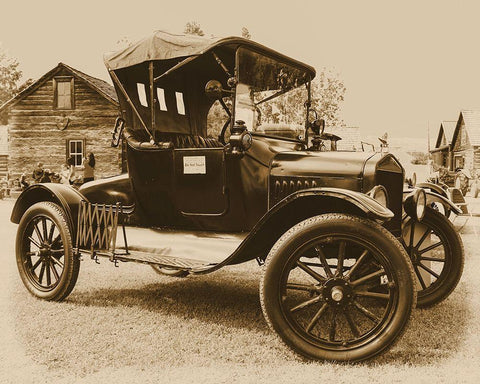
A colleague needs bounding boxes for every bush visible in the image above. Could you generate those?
[409,151,429,165]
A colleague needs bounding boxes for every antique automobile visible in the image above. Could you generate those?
[11,31,464,363]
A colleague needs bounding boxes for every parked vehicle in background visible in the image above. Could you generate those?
[11,31,464,363]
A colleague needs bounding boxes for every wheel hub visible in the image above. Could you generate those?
[323,278,353,306]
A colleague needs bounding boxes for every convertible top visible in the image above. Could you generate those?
[104,30,315,77]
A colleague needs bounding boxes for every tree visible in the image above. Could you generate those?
[184,21,204,36]
[0,47,22,106]
[256,69,347,129]
[0,46,24,123]
[241,27,251,39]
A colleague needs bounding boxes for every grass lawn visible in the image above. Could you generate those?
[1,198,479,383]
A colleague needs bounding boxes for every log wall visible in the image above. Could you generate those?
[7,68,121,180]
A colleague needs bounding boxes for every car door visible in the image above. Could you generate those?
[173,148,228,215]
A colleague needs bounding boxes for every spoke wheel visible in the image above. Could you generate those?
[261,214,415,362]
[402,207,464,307]
[150,265,189,278]
[16,202,79,301]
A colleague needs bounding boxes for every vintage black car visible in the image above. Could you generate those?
[11,31,464,362]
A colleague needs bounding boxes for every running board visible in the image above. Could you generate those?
[114,248,214,271]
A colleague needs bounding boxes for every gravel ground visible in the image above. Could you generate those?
[1,197,480,384]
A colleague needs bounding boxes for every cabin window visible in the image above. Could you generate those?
[67,139,84,167]
[175,91,185,115]
[157,88,167,111]
[137,83,148,107]
[54,77,74,109]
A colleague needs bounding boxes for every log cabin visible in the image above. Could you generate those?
[0,63,122,182]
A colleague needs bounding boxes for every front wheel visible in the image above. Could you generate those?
[16,202,80,301]
[402,207,464,307]
[260,214,415,362]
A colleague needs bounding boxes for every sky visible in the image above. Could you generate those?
[1,0,479,142]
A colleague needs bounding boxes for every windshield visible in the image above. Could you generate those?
[235,47,310,140]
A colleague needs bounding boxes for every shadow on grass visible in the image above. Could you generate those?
[69,274,268,332]
[68,271,470,366]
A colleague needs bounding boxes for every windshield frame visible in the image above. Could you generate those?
[233,46,312,144]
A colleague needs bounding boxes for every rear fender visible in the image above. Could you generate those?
[10,184,87,241]
[222,188,393,266]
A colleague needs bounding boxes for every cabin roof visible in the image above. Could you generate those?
[451,110,480,147]
[0,62,118,113]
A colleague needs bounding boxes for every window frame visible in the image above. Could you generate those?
[53,76,75,110]
[66,139,85,167]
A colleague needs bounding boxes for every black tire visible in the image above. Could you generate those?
[150,265,189,278]
[402,207,464,307]
[16,202,80,301]
[260,214,416,362]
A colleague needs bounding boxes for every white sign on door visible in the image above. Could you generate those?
[183,156,206,174]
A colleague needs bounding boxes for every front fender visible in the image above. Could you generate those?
[10,184,88,240]
[211,188,394,268]
[403,188,462,215]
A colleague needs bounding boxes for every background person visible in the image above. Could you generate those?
[32,162,44,183]
[82,152,95,183]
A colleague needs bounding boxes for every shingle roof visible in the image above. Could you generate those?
[60,63,118,104]
[459,110,480,146]
[0,63,118,113]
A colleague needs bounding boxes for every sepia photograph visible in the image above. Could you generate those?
[0,0,479,383]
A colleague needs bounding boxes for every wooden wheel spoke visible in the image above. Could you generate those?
[50,248,65,254]
[419,241,442,254]
[409,221,415,248]
[420,256,445,262]
[328,312,337,341]
[350,269,385,287]
[413,265,427,290]
[415,228,431,249]
[345,250,369,278]
[286,283,318,293]
[315,246,333,278]
[290,295,322,313]
[51,257,64,269]
[48,221,56,242]
[296,260,326,283]
[33,221,44,243]
[355,291,390,300]
[306,302,328,332]
[42,218,48,245]
[353,301,381,323]
[418,262,440,279]
[45,261,51,286]
[336,241,346,277]
[38,262,46,284]
[344,310,360,338]
[51,234,62,247]
[31,258,42,272]
[29,236,42,249]
[50,262,60,281]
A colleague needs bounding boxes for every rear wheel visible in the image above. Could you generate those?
[402,207,464,307]
[16,202,79,301]
[260,214,415,362]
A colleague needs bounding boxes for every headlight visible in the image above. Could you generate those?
[403,188,426,221]
[368,185,389,208]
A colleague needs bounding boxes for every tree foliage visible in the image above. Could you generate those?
[0,46,25,123]
[184,21,204,36]
[255,69,347,129]
[0,47,22,106]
